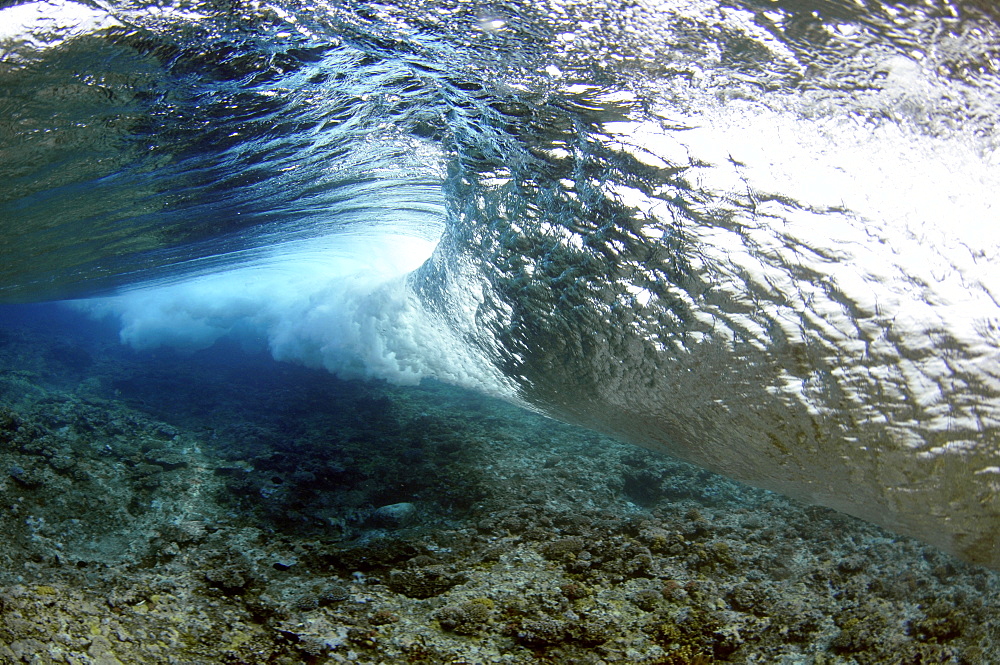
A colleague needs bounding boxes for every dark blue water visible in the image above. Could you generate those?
[2,0,1000,568]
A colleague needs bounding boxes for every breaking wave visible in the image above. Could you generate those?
[3,0,1000,567]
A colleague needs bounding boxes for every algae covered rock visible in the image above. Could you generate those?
[435,598,493,635]
[387,564,468,599]
[370,501,418,528]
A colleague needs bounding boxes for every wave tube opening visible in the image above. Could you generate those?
[1,0,999,570]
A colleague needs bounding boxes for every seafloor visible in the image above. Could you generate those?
[0,305,997,665]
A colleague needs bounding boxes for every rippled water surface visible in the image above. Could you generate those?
[2,0,1000,567]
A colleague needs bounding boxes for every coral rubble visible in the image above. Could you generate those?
[0,309,997,663]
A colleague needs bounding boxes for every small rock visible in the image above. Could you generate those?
[144,449,188,471]
[9,465,43,489]
[319,584,350,604]
[370,502,417,528]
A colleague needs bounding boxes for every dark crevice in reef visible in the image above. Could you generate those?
[0,307,998,663]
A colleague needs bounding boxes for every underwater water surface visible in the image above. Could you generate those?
[2,0,1000,655]
[4,0,999,568]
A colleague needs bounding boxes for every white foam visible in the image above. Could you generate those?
[73,234,503,388]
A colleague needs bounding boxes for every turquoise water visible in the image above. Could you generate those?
[2,0,1000,573]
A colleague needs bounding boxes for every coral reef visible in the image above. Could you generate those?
[0,307,997,663]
